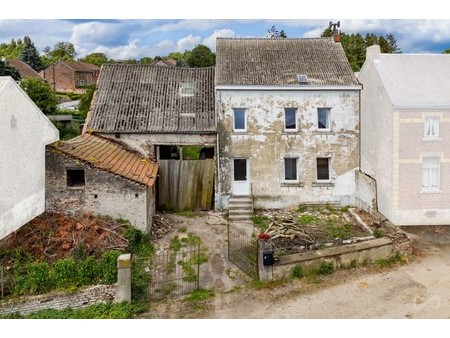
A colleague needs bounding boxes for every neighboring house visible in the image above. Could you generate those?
[215,38,362,209]
[84,65,216,211]
[0,76,59,240]
[46,133,158,232]
[359,45,450,225]
[6,59,43,80]
[150,58,177,67]
[41,60,99,93]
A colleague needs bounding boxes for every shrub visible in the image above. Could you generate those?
[291,264,304,279]
[317,262,334,275]
[78,257,101,285]
[22,262,52,295]
[373,229,383,238]
[53,258,78,288]
[101,250,121,284]
[124,227,153,256]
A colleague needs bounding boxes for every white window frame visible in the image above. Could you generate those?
[424,117,439,139]
[179,82,195,96]
[316,157,331,182]
[422,157,440,191]
[284,108,298,131]
[284,157,298,182]
[317,108,331,131]
[233,108,247,132]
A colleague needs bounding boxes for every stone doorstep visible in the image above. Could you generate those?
[277,237,393,265]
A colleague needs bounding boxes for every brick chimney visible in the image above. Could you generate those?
[329,21,341,43]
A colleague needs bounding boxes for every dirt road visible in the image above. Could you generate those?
[147,213,450,319]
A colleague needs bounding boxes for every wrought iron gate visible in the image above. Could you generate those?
[228,224,258,280]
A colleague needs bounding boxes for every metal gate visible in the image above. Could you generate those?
[228,224,258,280]
[133,244,201,301]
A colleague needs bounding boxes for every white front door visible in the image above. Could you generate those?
[232,158,250,195]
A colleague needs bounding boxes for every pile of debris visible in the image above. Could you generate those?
[151,213,175,240]
[0,212,129,264]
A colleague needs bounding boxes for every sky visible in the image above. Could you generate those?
[2,1,450,61]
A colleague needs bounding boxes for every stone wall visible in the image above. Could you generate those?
[46,148,154,233]
[0,285,116,316]
[355,170,377,213]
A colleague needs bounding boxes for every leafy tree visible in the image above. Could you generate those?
[321,28,401,71]
[139,57,154,64]
[20,36,44,72]
[266,25,287,38]
[0,38,24,59]
[20,77,58,115]
[42,41,77,68]
[443,49,450,54]
[186,44,215,67]
[0,59,21,81]
[79,52,109,67]
[78,84,95,118]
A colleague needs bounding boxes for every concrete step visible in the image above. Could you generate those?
[229,209,253,216]
[228,214,253,222]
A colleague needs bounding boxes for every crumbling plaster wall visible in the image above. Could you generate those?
[45,149,153,232]
[216,89,360,209]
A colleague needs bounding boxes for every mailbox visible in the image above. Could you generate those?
[263,251,274,266]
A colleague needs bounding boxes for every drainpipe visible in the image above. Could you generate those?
[215,88,222,211]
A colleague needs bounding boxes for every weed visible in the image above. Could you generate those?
[348,259,358,269]
[251,215,271,231]
[291,264,304,279]
[297,205,307,213]
[298,214,318,225]
[317,262,334,275]
[340,205,350,212]
[184,289,214,302]
[373,229,383,238]
[179,226,188,233]
[375,252,405,269]
[115,218,131,225]
[326,223,351,239]
[362,258,370,267]
[170,236,182,252]
[176,211,201,218]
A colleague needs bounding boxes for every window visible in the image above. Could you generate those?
[424,117,439,138]
[67,169,85,188]
[233,108,246,131]
[284,108,297,131]
[422,157,440,189]
[284,158,298,181]
[179,82,195,96]
[317,158,330,181]
[317,108,330,130]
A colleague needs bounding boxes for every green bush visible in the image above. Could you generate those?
[53,258,78,288]
[124,227,153,256]
[291,264,304,279]
[22,262,52,295]
[101,250,121,284]
[131,258,151,301]
[317,262,334,275]
[326,223,351,239]
[78,257,101,285]
[373,229,383,238]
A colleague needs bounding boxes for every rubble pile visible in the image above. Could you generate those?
[0,212,129,263]
[151,213,175,240]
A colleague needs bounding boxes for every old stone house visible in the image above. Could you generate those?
[46,133,158,232]
[0,76,59,240]
[41,60,100,93]
[359,45,450,225]
[215,38,362,209]
[84,65,216,211]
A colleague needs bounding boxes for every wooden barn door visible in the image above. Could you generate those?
[157,159,215,211]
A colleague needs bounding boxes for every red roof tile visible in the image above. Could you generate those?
[52,133,158,187]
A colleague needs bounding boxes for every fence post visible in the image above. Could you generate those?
[115,253,131,303]
[257,238,273,282]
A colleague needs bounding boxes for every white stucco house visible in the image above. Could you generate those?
[215,38,362,209]
[359,45,450,225]
[0,76,59,240]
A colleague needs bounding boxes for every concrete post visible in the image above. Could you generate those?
[115,253,131,303]
[257,238,273,282]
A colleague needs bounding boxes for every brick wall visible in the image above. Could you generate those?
[0,285,116,316]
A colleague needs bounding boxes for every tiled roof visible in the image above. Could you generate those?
[86,64,215,133]
[52,133,158,187]
[80,62,100,71]
[59,60,96,72]
[6,59,43,79]
[216,38,359,86]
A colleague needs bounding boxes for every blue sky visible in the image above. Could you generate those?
[1,1,450,60]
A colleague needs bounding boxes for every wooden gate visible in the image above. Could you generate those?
[158,159,214,211]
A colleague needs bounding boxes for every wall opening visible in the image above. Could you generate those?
[67,169,85,188]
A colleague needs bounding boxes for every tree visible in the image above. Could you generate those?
[78,84,95,118]
[79,52,109,67]
[0,59,21,81]
[186,44,215,67]
[20,77,58,115]
[42,42,77,68]
[266,25,287,38]
[0,38,24,59]
[321,28,401,71]
[139,57,154,64]
[20,36,44,72]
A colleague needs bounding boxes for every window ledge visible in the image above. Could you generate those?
[314,130,333,135]
[312,181,334,187]
[420,189,442,194]
[67,186,85,190]
[422,137,442,142]
[281,181,304,187]
[231,131,248,135]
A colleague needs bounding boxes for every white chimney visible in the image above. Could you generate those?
[366,45,381,61]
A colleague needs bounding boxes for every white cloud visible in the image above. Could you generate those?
[150,20,230,33]
[71,22,120,46]
[202,29,236,51]
[176,34,201,52]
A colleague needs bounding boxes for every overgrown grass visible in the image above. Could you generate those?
[325,223,351,239]
[298,214,320,225]
[1,301,148,319]
[184,289,214,302]
[375,252,406,269]
[251,215,271,231]
[182,146,203,160]
[291,264,304,279]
